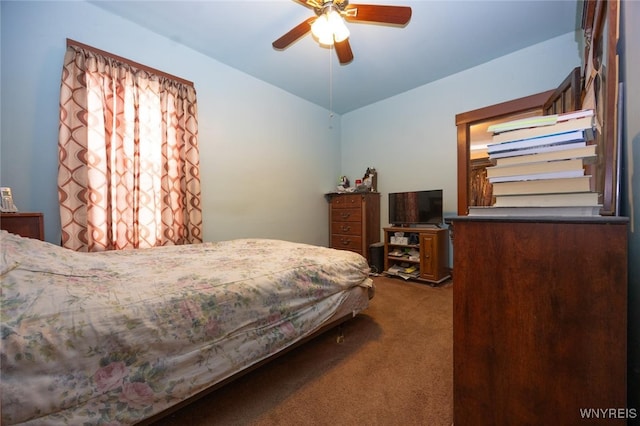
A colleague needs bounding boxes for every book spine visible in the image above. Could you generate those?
[493,192,600,207]
[488,116,558,133]
[556,109,594,122]
[491,176,592,196]
[468,206,602,217]
[488,169,585,183]
[487,158,583,178]
[488,131,588,154]
[494,145,596,166]
[491,116,594,144]
[488,141,587,159]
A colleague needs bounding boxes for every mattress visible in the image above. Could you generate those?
[0,231,372,425]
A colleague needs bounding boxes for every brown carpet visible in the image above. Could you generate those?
[152,276,453,426]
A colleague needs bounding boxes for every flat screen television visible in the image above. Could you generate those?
[388,190,443,226]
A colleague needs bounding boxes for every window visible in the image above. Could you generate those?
[58,40,202,251]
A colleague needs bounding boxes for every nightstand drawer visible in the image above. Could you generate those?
[1,212,44,240]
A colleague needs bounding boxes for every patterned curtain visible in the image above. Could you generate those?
[58,45,203,251]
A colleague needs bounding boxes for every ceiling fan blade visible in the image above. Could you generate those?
[272,17,316,50]
[294,0,323,8]
[344,4,412,25]
[334,38,354,64]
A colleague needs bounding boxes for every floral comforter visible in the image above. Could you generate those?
[0,231,372,425]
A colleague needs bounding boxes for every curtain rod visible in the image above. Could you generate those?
[66,38,194,88]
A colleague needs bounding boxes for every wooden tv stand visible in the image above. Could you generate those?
[383,226,450,284]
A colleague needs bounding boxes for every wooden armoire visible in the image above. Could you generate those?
[449,216,628,424]
[451,2,627,423]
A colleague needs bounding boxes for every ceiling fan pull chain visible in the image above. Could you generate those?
[329,45,334,120]
[326,44,335,129]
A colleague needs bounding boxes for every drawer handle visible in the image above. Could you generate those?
[340,212,351,219]
[341,225,351,232]
[340,238,351,246]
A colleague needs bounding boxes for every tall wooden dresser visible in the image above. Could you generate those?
[1,212,45,240]
[326,192,380,262]
[449,216,628,425]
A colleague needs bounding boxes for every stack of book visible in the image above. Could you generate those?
[469,109,602,217]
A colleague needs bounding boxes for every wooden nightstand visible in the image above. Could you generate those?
[1,212,44,240]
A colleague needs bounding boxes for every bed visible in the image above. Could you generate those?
[0,230,373,425]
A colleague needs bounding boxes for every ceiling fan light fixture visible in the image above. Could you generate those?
[311,8,350,46]
[328,9,350,42]
[312,16,334,46]
[318,33,334,46]
[273,2,411,65]
[311,14,329,39]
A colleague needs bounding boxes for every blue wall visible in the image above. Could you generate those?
[0,1,342,246]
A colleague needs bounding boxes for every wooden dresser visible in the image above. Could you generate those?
[1,212,45,240]
[327,192,380,261]
[449,216,628,425]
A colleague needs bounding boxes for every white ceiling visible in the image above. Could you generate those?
[89,0,582,114]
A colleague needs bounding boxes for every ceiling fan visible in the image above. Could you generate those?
[272,0,412,65]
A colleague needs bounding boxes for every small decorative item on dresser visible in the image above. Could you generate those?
[362,167,377,192]
[337,175,350,192]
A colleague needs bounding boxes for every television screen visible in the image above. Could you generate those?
[388,190,443,226]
